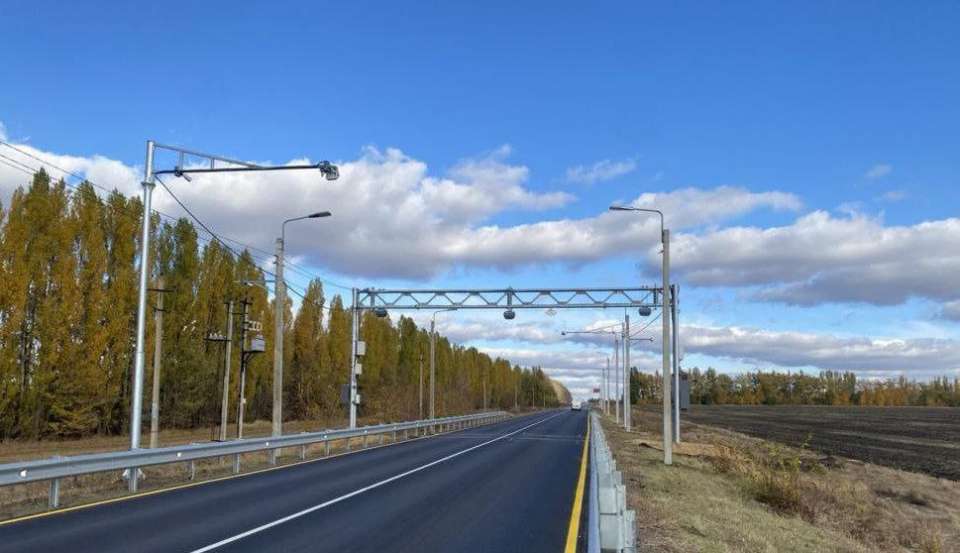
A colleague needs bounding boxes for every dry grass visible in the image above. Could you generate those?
[600,407,960,553]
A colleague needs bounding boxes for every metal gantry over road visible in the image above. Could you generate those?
[347,284,681,464]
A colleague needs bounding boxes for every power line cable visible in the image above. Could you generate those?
[631,311,662,338]
[2,140,358,293]
[0,157,35,177]
[0,151,39,175]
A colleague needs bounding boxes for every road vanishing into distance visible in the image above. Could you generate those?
[0,410,588,553]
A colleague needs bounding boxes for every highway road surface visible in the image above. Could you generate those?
[0,410,589,552]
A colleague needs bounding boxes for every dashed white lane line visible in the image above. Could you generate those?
[189,411,567,553]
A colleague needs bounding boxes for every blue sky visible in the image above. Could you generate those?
[2,1,959,399]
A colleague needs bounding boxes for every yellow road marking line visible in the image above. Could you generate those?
[0,419,499,527]
[564,415,590,553]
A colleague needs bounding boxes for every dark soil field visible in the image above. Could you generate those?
[682,405,960,480]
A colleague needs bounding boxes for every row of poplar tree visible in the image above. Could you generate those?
[0,170,562,440]
[629,368,960,406]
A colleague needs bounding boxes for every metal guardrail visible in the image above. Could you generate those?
[588,411,636,552]
[0,411,510,510]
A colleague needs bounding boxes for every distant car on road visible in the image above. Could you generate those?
[570,403,582,411]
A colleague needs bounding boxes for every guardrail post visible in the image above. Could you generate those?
[379,434,384,445]
[299,445,307,460]
[325,440,331,456]
[345,438,351,451]
[233,454,241,474]
[49,477,60,509]
[189,460,196,480]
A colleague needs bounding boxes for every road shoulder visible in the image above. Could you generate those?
[599,408,958,553]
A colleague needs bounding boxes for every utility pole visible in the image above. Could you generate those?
[219,301,234,441]
[613,335,620,423]
[624,315,631,431]
[349,288,359,429]
[273,237,285,446]
[236,299,250,440]
[418,351,424,420]
[148,278,167,448]
[672,284,680,443]
[429,319,436,420]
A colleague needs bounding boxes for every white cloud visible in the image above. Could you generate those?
[627,186,802,227]
[440,315,960,379]
[0,140,799,280]
[566,158,637,184]
[865,163,892,179]
[0,142,141,201]
[682,325,960,376]
[878,190,907,202]
[668,211,960,306]
[480,345,660,401]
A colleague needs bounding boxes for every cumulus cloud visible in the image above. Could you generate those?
[480,346,660,401]
[0,140,799,280]
[0,142,140,201]
[682,325,960,376]
[443,315,960,378]
[667,211,960,305]
[865,163,892,179]
[566,158,637,184]
[627,186,802,228]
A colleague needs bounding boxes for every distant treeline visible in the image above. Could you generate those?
[631,367,960,407]
[0,171,562,440]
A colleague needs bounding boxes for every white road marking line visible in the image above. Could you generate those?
[189,411,567,553]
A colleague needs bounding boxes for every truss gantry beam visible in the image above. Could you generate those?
[356,286,663,310]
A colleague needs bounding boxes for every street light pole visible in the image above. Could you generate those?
[131,140,338,484]
[614,334,620,424]
[604,357,610,415]
[609,205,673,465]
[273,212,331,460]
[662,229,672,463]
[624,315,631,431]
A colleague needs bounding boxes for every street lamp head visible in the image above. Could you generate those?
[638,306,653,317]
[307,211,332,218]
[374,307,389,318]
[503,309,516,320]
[317,161,339,181]
[609,205,633,211]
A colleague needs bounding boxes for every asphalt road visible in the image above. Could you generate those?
[0,410,588,553]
